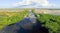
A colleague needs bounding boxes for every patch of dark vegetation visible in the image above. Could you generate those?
[8,23,16,26]
[50,19,57,22]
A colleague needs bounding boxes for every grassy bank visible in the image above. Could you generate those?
[0,10,29,30]
[35,14,60,33]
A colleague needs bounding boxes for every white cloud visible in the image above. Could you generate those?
[13,0,56,8]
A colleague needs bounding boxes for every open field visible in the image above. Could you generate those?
[35,9,60,15]
[1,8,60,15]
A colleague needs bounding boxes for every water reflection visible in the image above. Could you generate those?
[1,18,37,33]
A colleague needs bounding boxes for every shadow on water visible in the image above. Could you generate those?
[17,19,49,33]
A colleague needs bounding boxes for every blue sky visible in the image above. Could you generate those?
[0,0,60,8]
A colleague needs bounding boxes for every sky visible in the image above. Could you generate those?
[0,0,60,8]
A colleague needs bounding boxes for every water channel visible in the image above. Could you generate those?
[0,10,49,33]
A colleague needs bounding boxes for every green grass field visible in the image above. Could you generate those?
[0,10,29,30]
[35,13,60,33]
